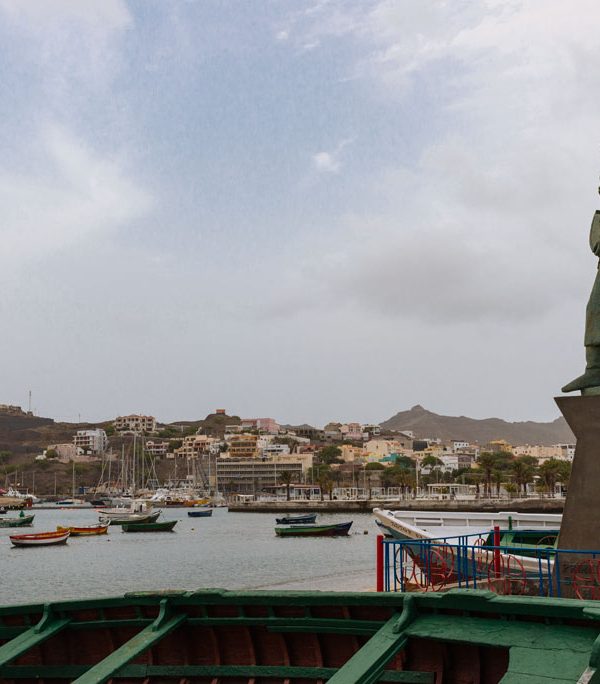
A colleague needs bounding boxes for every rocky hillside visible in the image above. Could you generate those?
[380,405,574,446]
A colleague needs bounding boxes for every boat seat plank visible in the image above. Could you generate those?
[71,600,186,684]
[0,609,70,669]
[499,646,591,683]
[327,598,418,684]
[405,615,598,653]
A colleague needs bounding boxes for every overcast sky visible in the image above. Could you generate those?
[1,0,599,426]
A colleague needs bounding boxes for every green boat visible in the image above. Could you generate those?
[275,521,352,537]
[0,588,599,682]
[0,514,34,528]
[121,519,177,532]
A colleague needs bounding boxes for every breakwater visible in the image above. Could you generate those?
[228,498,564,514]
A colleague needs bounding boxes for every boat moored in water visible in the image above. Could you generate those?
[275,513,317,524]
[99,510,161,526]
[187,507,213,517]
[56,523,109,536]
[9,530,70,547]
[121,519,177,532]
[275,521,352,537]
[0,514,34,528]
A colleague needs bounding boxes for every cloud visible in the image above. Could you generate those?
[269,1,600,326]
[313,151,340,173]
[312,138,354,174]
[0,125,151,274]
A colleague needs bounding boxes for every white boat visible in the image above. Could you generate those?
[373,508,562,538]
[98,498,155,518]
[373,508,560,588]
[10,530,70,547]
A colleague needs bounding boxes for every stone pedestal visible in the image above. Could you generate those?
[555,395,600,596]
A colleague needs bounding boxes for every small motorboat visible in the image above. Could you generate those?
[121,520,177,533]
[0,514,35,528]
[275,513,317,525]
[56,524,109,536]
[187,507,213,518]
[10,530,70,547]
[275,522,353,537]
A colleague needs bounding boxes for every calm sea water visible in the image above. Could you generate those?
[0,509,377,605]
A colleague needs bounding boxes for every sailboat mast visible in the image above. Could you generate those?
[132,433,136,497]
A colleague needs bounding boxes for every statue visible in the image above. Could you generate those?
[563,188,600,394]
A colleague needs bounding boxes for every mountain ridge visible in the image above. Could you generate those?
[380,405,574,446]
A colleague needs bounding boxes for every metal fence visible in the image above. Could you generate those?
[382,532,600,600]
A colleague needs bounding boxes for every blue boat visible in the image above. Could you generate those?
[187,507,213,518]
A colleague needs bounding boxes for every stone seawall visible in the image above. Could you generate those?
[228,498,564,514]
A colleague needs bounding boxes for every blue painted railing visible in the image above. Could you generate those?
[382,532,600,599]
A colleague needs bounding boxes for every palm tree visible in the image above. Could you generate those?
[477,452,497,498]
[511,457,536,495]
[279,470,293,501]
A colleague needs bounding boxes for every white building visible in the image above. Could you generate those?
[261,443,291,457]
[73,429,108,455]
[114,414,157,433]
[451,440,470,452]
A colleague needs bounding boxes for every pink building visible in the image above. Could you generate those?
[240,418,279,434]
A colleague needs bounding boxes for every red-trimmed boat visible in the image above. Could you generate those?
[9,530,70,547]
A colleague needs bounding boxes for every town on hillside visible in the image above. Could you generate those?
[0,404,575,502]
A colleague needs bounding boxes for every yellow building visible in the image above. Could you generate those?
[227,433,259,459]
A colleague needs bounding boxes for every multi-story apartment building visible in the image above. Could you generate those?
[114,414,157,434]
[174,435,219,459]
[215,454,312,494]
[240,418,279,434]
[512,444,572,464]
[227,433,259,459]
[145,440,169,458]
[73,429,108,455]
[261,443,290,457]
[340,423,364,441]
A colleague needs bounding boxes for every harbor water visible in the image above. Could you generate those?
[0,509,376,605]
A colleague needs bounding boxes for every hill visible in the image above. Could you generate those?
[380,405,574,446]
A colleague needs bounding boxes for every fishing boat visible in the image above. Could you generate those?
[0,588,598,682]
[275,513,317,524]
[0,514,34,528]
[121,519,177,532]
[56,523,109,536]
[9,529,70,547]
[187,507,213,518]
[99,510,161,526]
[275,521,352,537]
[99,498,155,519]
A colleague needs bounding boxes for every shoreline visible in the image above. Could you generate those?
[228,498,564,514]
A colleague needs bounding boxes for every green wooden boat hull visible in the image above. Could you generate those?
[121,520,177,532]
[0,514,34,528]
[0,589,599,682]
[275,521,352,537]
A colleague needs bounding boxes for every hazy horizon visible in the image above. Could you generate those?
[2,1,600,425]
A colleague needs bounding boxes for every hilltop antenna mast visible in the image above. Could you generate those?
[28,390,31,414]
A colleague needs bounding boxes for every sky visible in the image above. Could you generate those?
[1,0,600,426]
